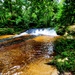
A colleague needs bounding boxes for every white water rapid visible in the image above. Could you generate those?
[14,28,58,38]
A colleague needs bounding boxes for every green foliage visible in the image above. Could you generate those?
[55,0,75,35]
[0,0,75,34]
[49,38,75,74]
[0,28,14,35]
[0,0,57,32]
[54,38,75,54]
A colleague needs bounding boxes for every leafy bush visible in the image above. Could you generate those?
[54,38,75,54]
[0,28,14,35]
[56,27,66,35]
[49,38,75,74]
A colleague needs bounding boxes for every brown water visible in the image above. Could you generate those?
[20,57,58,75]
[0,35,60,75]
[0,35,14,39]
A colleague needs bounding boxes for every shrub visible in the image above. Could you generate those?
[0,28,14,35]
[49,38,75,74]
[54,38,75,54]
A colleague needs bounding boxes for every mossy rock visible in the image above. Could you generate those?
[66,25,75,35]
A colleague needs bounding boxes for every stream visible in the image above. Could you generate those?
[0,28,59,75]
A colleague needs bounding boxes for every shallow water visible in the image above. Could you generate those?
[0,35,60,75]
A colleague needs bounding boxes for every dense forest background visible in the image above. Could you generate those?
[0,0,75,34]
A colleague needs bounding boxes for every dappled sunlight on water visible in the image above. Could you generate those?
[32,36,60,43]
[0,35,14,39]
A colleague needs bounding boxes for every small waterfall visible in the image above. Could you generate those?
[26,28,57,36]
[14,28,58,38]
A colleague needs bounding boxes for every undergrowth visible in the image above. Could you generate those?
[49,38,75,74]
[0,28,15,35]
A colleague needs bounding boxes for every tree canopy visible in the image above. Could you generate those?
[0,0,75,32]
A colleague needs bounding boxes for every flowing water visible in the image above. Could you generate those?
[0,28,59,75]
[14,28,58,38]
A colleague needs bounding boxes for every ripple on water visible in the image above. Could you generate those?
[0,35,60,75]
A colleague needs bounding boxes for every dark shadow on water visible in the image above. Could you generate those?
[0,35,36,47]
